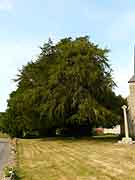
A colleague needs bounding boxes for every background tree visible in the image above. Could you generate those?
[3,36,126,137]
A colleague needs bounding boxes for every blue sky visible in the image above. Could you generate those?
[0,0,135,111]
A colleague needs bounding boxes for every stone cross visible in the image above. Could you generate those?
[119,105,133,144]
[122,105,129,138]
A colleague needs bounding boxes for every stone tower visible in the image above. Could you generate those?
[128,47,135,137]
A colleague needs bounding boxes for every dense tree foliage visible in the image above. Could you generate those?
[0,112,6,131]
[3,36,126,137]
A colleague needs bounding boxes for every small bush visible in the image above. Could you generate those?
[4,166,16,177]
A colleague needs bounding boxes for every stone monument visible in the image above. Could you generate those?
[120,105,132,144]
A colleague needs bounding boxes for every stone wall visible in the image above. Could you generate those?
[104,125,120,134]
[127,83,135,137]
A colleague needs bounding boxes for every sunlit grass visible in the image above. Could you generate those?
[0,132,9,138]
[17,136,135,180]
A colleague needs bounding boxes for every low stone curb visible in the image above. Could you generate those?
[1,138,17,180]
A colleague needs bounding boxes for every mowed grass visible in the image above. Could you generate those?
[0,132,9,138]
[17,136,135,180]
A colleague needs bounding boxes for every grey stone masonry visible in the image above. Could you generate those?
[127,44,135,137]
[127,46,135,137]
[128,82,135,136]
[128,83,135,137]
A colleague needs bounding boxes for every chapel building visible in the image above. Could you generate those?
[127,47,135,137]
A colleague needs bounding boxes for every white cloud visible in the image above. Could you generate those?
[0,0,14,11]
[113,58,133,97]
[114,68,130,97]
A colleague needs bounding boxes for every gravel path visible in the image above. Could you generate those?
[0,139,10,177]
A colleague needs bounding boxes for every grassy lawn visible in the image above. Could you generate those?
[0,132,9,138]
[17,136,135,180]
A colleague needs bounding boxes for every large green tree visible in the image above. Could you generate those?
[3,36,126,137]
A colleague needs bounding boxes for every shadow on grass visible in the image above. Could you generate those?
[15,176,21,180]
[92,135,120,142]
[33,134,120,143]
[19,133,120,144]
